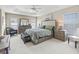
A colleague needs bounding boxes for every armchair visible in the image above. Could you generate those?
[6,27,17,36]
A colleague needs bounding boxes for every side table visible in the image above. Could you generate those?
[68,36,79,48]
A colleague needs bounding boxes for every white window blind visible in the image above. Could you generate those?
[64,13,79,35]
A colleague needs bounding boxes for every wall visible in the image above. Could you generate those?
[37,13,54,27]
[53,6,79,30]
[5,13,36,29]
[0,9,6,35]
[38,6,79,30]
[0,10,1,35]
[1,10,6,35]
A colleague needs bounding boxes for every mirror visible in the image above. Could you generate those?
[19,18,29,26]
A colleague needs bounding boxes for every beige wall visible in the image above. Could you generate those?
[38,6,79,30]
[53,6,79,30]
[5,13,36,28]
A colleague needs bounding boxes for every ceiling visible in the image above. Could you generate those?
[0,5,73,17]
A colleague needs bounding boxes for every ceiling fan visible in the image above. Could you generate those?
[14,5,41,15]
[26,5,41,12]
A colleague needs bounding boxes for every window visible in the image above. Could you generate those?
[64,13,79,35]
[10,17,18,30]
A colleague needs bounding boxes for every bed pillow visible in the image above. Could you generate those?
[40,25,45,29]
[45,26,53,30]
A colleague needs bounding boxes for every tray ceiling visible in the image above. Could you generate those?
[0,5,73,16]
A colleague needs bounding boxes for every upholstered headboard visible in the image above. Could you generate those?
[41,20,55,26]
[41,20,55,30]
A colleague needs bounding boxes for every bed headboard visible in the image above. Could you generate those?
[41,20,55,31]
[41,20,55,27]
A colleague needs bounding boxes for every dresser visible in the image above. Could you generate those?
[54,30,67,41]
[18,25,32,34]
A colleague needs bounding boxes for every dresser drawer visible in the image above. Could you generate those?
[55,30,66,41]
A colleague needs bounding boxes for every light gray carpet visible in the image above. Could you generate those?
[9,35,79,54]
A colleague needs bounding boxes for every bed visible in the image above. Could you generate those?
[24,26,54,44]
[23,20,55,44]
